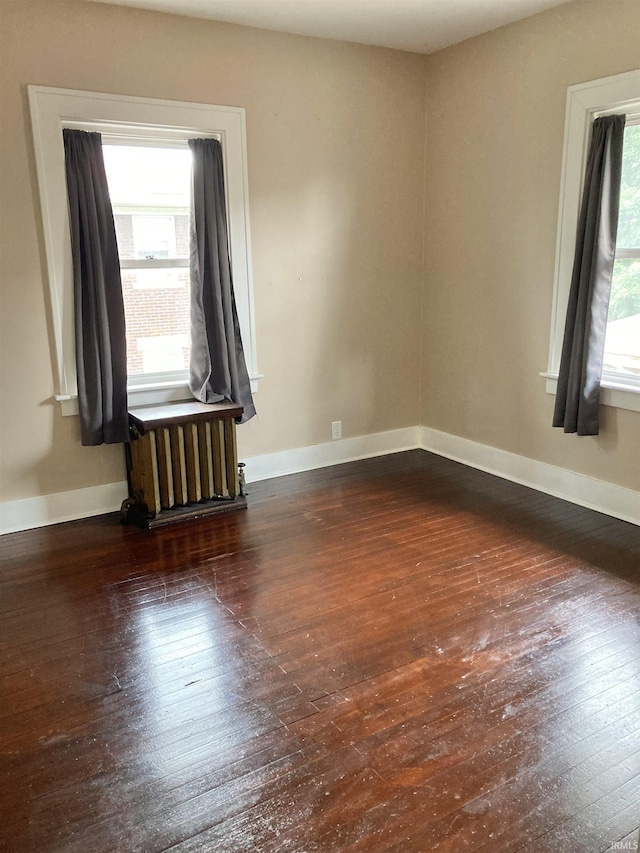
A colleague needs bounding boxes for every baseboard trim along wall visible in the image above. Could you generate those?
[0,427,421,535]
[1,425,637,534]
[0,481,130,536]
[243,426,421,483]
[419,426,640,528]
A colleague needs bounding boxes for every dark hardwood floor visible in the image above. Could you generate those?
[1,450,639,852]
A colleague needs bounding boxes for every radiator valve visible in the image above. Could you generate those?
[238,462,247,497]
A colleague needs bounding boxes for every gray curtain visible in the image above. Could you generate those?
[553,114,625,435]
[63,129,129,446]
[188,138,256,423]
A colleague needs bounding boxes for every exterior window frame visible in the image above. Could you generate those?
[543,68,640,414]
[28,86,261,415]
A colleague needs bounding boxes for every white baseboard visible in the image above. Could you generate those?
[0,481,129,536]
[1,425,637,534]
[243,426,421,483]
[0,427,420,535]
[420,426,640,527]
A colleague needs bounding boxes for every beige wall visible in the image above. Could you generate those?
[422,0,640,492]
[0,0,426,503]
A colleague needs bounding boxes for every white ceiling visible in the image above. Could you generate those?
[86,0,575,55]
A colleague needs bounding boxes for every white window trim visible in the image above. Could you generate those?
[544,68,640,414]
[28,86,261,415]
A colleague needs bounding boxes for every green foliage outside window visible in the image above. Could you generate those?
[610,124,640,322]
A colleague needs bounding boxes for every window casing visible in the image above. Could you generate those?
[28,86,260,415]
[545,69,640,413]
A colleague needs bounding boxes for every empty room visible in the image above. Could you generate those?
[1,0,639,850]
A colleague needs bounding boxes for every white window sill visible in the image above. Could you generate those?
[55,374,263,417]
[541,373,640,413]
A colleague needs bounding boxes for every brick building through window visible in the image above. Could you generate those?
[113,212,190,375]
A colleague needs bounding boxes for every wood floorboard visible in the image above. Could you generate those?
[1,450,638,852]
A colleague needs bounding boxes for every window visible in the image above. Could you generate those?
[103,144,192,381]
[28,86,260,415]
[603,123,640,379]
[545,69,640,413]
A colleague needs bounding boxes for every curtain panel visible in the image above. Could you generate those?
[552,114,626,436]
[63,129,129,446]
[188,137,256,423]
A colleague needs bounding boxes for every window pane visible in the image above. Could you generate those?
[605,124,640,379]
[616,124,640,249]
[103,145,191,207]
[604,258,640,377]
[113,212,190,261]
[129,267,187,290]
[104,144,192,377]
[132,215,173,259]
[120,268,191,376]
[104,145,191,261]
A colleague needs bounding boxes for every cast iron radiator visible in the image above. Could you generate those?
[123,401,246,528]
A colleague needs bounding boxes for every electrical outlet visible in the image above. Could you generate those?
[331,421,342,441]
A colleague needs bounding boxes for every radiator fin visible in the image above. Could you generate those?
[156,427,174,510]
[169,425,188,507]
